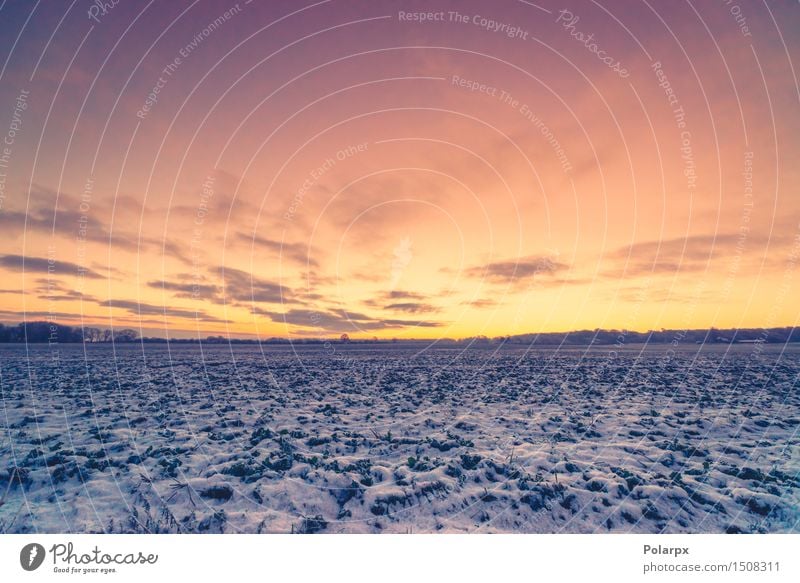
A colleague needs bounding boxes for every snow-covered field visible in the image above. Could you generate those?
[1,343,798,533]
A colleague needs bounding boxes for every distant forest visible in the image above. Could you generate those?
[0,321,798,345]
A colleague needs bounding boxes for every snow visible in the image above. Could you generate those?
[0,343,798,533]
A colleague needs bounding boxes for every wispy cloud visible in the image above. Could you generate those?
[236,233,318,267]
[219,266,291,304]
[34,278,97,302]
[604,233,781,278]
[384,302,439,314]
[462,255,569,283]
[0,254,103,278]
[253,305,444,332]
[149,268,293,306]
[386,290,427,300]
[0,309,88,321]
[97,299,232,323]
[464,298,498,308]
[148,279,221,301]
[362,289,437,313]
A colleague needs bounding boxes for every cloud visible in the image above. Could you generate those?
[386,290,427,300]
[150,268,296,306]
[462,255,568,283]
[380,318,442,328]
[614,285,714,304]
[327,308,379,322]
[326,175,448,235]
[0,309,88,321]
[143,237,194,265]
[251,307,319,327]
[97,299,232,323]
[362,289,433,310]
[0,186,195,266]
[0,208,107,239]
[254,305,444,332]
[384,302,439,314]
[604,233,779,278]
[91,263,128,279]
[219,266,291,304]
[148,279,221,301]
[613,234,733,261]
[236,233,318,268]
[0,187,142,253]
[464,298,497,308]
[0,254,103,278]
[33,278,97,302]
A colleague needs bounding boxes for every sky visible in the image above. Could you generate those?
[0,0,798,339]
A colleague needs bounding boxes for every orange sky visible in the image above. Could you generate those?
[0,0,798,339]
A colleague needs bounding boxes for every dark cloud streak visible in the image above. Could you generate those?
[0,254,103,279]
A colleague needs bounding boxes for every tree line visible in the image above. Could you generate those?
[0,322,139,343]
[472,326,800,345]
[0,321,797,345]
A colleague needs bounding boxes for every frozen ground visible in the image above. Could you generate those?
[1,343,798,533]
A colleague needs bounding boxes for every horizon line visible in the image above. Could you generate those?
[1,320,797,344]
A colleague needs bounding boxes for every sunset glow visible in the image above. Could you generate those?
[0,0,798,339]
